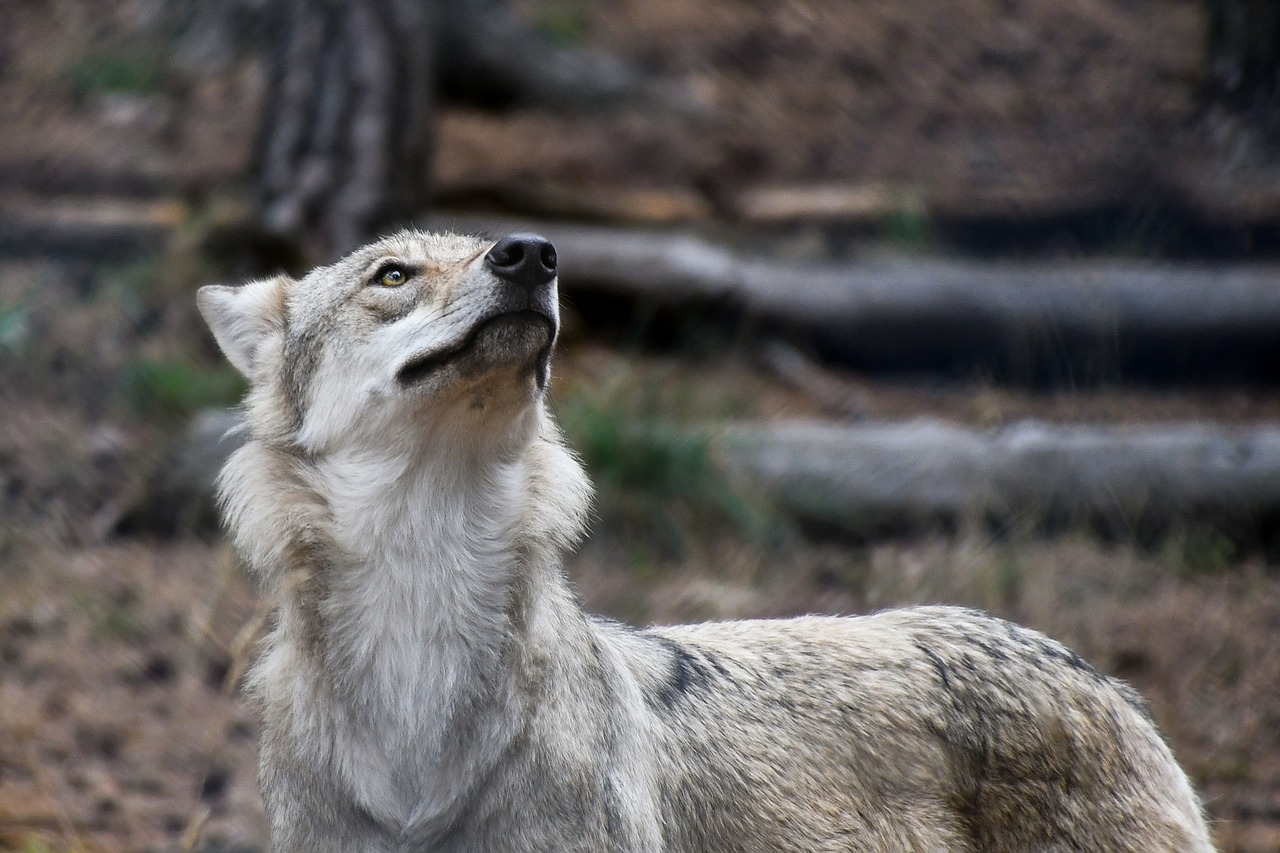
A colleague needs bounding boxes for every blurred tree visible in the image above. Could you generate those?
[1204,0,1280,131]
[251,0,678,257]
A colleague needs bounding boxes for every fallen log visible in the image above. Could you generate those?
[716,420,1280,545]
[127,408,1280,550]
[424,217,1280,383]
[0,193,186,260]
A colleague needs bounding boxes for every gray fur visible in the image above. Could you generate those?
[198,230,1215,852]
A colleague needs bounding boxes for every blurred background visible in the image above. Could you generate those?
[2,0,1280,849]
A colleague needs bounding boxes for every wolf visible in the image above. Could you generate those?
[198,229,1215,852]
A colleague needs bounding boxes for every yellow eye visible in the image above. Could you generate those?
[379,266,407,287]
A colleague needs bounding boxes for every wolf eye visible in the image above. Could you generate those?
[375,264,410,287]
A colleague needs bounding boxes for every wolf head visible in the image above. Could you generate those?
[198,230,561,456]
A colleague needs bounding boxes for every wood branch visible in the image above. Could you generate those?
[757,341,873,418]
[0,193,186,259]
[716,420,1280,543]
[734,183,920,224]
[425,217,1280,382]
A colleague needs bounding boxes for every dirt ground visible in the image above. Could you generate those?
[2,1,1280,851]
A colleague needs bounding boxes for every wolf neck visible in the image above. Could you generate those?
[227,406,593,820]
[232,415,590,733]
[310,440,532,708]
[230,428,577,828]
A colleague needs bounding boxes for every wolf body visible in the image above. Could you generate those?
[198,230,1214,852]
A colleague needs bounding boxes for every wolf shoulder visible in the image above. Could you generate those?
[589,606,1196,851]
[597,603,1167,792]
[614,605,1141,717]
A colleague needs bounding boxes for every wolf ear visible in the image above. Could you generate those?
[197,275,290,378]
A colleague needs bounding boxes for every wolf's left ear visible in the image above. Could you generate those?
[197,275,290,378]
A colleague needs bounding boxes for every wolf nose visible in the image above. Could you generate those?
[485,234,557,289]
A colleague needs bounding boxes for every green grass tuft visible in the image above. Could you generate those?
[879,201,932,249]
[66,47,165,100]
[528,0,593,47]
[0,298,31,352]
[117,357,246,422]
[557,390,782,559]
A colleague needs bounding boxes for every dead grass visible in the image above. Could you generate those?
[0,542,266,852]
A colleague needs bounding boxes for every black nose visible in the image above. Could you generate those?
[484,234,557,289]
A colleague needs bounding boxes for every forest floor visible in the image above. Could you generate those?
[2,1,1280,851]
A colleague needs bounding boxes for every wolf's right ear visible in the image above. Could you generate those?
[197,275,290,378]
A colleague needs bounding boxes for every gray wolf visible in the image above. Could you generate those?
[198,230,1214,851]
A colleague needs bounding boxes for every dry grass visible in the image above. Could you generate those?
[0,542,265,852]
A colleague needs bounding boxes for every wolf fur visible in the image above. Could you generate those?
[198,229,1215,852]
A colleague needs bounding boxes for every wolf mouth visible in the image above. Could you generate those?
[396,310,555,387]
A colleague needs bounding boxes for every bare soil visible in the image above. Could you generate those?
[2,2,1280,851]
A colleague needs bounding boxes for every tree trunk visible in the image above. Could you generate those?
[255,0,436,256]
[251,0,679,258]
[1204,0,1280,129]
